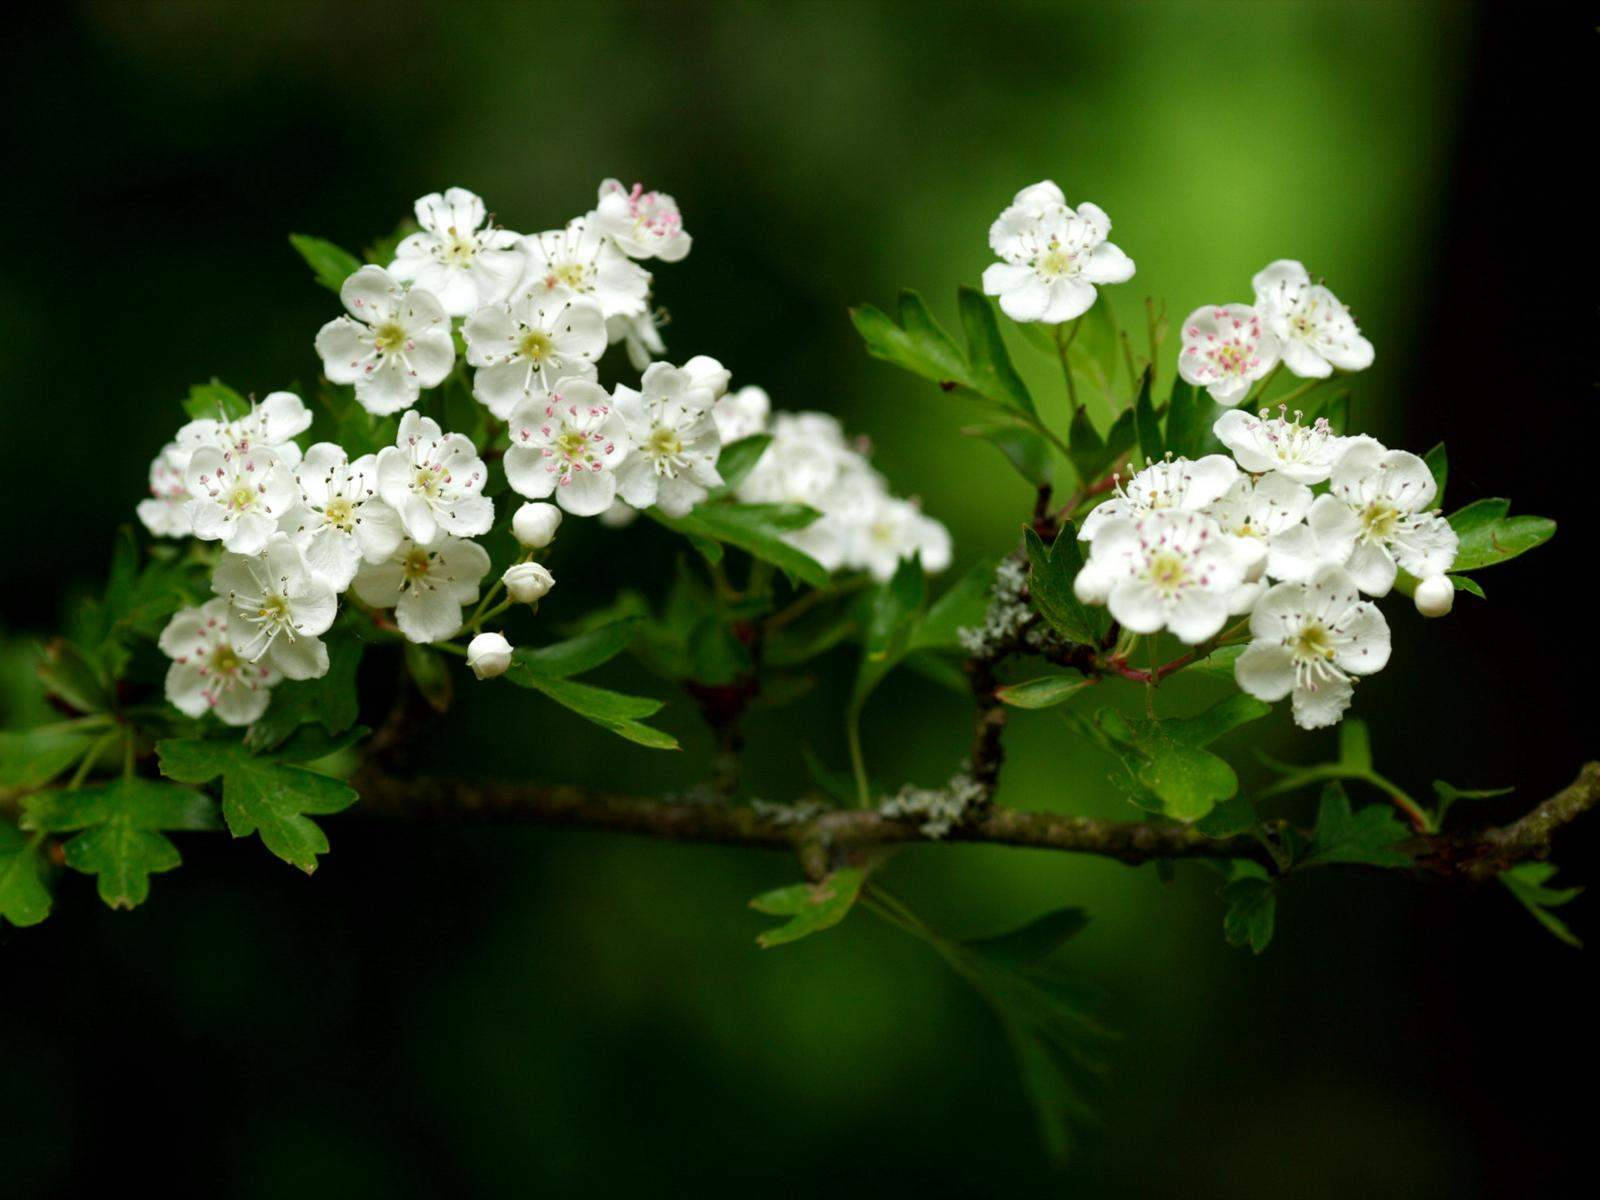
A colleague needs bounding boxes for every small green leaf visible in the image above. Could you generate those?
[650,503,829,588]
[0,728,98,790]
[289,233,362,293]
[36,639,112,714]
[1132,368,1162,462]
[1301,781,1413,868]
[1025,524,1108,646]
[246,638,363,750]
[1430,778,1513,828]
[852,555,927,710]
[1067,406,1136,486]
[1195,794,1260,838]
[1164,378,1225,460]
[403,642,454,713]
[996,674,1093,709]
[912,559,996,653]
[506,672,678,750]
[713,434,773,492]
[182,378,251,422]
[1500,863,1582,948]
[1090,694,1269,823]
[958,286,1037,415]
[750,867,866,948]
[1423,443,1447,507]
[157,737,359,873]
[0,823,52,927]
[1220,872,1276,954]
[511,619,641,680]
[1447,499,1556,572]
[965,907,1090,969]
[961,420,1053,486]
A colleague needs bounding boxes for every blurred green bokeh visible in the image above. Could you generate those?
[3,3,1592,1197]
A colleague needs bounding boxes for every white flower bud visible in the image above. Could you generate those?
[503,562,555,605]
[1073,562,1112,606]
[512,502,563,549]
[466,632,513,679]
[1413,574,1455,618]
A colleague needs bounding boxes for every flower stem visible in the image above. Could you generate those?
[1053,319,1083,411]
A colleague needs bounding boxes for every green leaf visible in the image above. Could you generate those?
[1091,694,1270,823]
[511,619,641,679]
[750,867,866,948]
[36,638,112,714]
[246,638,363,750]
[1164,378,1225,460]
[1500,863,1583,948]
[1423,442,1448,507]
[965,907,1090,969]
[1025,524,1108,645]
[1447,499,1556,573]
[1067,406,1136,488]
[404,642,454,713]
[1182,643,1246,681]
[1132,368,1162,461]
[1301,781,1413,868]
[1430,778,1513,828]
[713,434,773,492]
[289,233,362,293]
[957,286,1037,415]
[506,672,678,749]
[22,778,217,909]
[0,727,98,790]
[182,378,251,422]
[911,559,996,653]
[852,555,927,710]
[996,674,1093,709]
[1195,794,1261,839]
[1220,872,1276,954]
[0,823,52,927]
[961,420,1053,487]
[650,503,830,588]
[156,737,359,873]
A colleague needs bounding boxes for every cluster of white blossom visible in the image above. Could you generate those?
[1074,411,1458,729]
[138,182,949,721]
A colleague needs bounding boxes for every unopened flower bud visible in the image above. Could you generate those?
[503,562,555,605]
[1413,574,1455,618]
[1073,563,1112,606]
[466,632,513,679]
[512,502,562,549]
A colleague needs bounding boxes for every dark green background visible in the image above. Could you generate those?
[2,3,1593,1196]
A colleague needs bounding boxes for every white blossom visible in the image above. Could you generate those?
[505,379,631,517]
[1252,260,1374,379]
[1235,564,1390,730]
[511,501,562,548]
[1413,574,1455,618]
[1213,406,1346,484]
[211,533,337,681]
[1177,304,1281,406]
[158,598,280,726]
[352,535,491,644]
[612,362,723,517]
[680,355,731,400]
[593,179,691,262]
[462,291,607,419]
[1262,494,1361,584]
[713,384,771,443]
[466,632,514,679]
[315,266,454,415]
[375,411,494,547]
[287,443,403,593]
[517,218,650,321]
[606,309,665,371]
[1074,511,1245,644]
[1202,471,1313,581]
[849,494,954,582]
[184,440,298,556]
[1078,454,1239,541]
[137,442,194,538]
[388,187,523,317]
[503,561,555,604]
[1323,437,1458,596]
[982,180,1135,324]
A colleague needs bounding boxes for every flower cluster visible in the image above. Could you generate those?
[1075,408,1457,729]
[137,183,950,720]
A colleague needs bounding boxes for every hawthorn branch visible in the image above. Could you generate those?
[349,761,1600,880]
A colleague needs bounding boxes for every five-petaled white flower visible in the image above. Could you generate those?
[1322,437,1458,596]
[982,180,1135,324]
[1078,454,1239,541]
[613,362,724,517]
[504,379,631,517]
[518,219,650,321]
[593,179,691,262]
[288,443,404,592]
[606,308,666,371]
[1235,564,1391,730]
[1213,406,1347,484]
[1252,260,1374,379]
[462,290,608,419]
[1202,471,1313,582]
[315,266,455,415]
[375,411,494,548]
[158,598,281,726]
[138,442,194,538]
[1177,304,1281,406]
[184,439,298,556]
[352,535,491,644]
[850,494,954,582]
[1074,510,1246,645]
[388,187,524,317]
[212,533,338,680]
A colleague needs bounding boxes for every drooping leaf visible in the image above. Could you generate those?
[22,777,218,909]
[962,420,1053,487]
[0,823,52,927]
[650,503,830,588]
[1300,781,1413,868]
[852,555,927,710]
[506,670,678,750]
[157,737,359,873]
[36,638,112,715]
[1067,406,1136,486]
[289,233,363,293]
[965,907,1090,969]
[996,674,1093,709]
[511,619,641,679]
[1220,864,1276,955]
[0,727,99,790]
[750,867,866,948]
[1025,523,1109,646]
[1447,499,1556,573]
[1500,862,1583,948]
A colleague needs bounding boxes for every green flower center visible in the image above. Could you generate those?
[228,485,256,511]
[401,547,433,581]
[1148,551,1188,593]
[519,330,554,362]
[374,321,408,353]
[324,497,354,531]
[556,429,589,459]
[256,593,289,623]
[1292,623,1334,660]
[647,427,683,459]
[1359,501,1399,542]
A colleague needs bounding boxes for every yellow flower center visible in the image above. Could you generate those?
[1359,501,1399,542]
[1037,247,1076,278]
[401,547,433,581]
[413,466,444,497]
[556,429,589,459]
[211,644,243,674]
[1292,622,1334,660]
[553,262,588,289]
[647,427,683,458]
[256,593,289,623]
[374,321,409,353]
[1148,551,1187,593]
[228,485,256,511]
[443,234,476,266]
[324,497,354,531]
[519,330,554,361]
